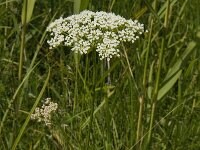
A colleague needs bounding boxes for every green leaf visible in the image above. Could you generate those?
[147,61,155,99]
[184,59,198,78]
[164,41,196,82]
[74,0,89,14]
[157,41,196,100]
[158,70,182,100]
[80,0,89,11]
[21,0,36,25]
[73,0,81,14]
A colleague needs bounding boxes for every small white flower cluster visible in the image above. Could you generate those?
[31,98,58,126]
[47,10,146,61]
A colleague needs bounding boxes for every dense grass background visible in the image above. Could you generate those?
[0,0,200,149]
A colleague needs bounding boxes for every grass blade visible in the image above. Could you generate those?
[21,0,36,25]
[11,68,51,150]
[73,0,81,14]
[157,70,182,100]
[80,0,89,11]
[0,62,40,135]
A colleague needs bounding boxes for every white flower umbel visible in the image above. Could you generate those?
[47,10,146,61]
[31,98,58,126]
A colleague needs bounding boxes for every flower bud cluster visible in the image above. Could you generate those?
[47,10,146,61]
[31,98,58,126]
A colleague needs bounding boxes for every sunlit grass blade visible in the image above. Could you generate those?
[147,61,155,99]
[73,0,81,13]
[21,0,36,25]
[157,70,182,100]
[11,68,50,150]
[19,0,36,81]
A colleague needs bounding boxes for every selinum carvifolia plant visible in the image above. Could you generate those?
[46,10,146,148]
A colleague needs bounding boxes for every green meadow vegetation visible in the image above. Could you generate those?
[0,0,200,149]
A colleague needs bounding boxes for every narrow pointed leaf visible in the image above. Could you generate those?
[158,70,182,100]
[164,41,196,82]
[147,61,155,99]
[21,0,36,24]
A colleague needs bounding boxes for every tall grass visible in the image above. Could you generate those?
[0,0,200,149]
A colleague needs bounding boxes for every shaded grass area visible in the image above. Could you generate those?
[0,0,200,149]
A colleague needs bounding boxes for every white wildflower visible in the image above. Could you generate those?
[31,98,58,126]
[47,10,146,61]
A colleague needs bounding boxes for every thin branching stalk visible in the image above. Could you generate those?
[122,44,139,94]
[147,37,165,145]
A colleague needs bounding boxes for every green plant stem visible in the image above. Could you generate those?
[147,37,165,145]
[143,20,153,90]
[122,44,140,147]
[122,44,139,94]
[164,0,170,28]
[87,51,97,149]
[16,0,27,122]
[105,60,111,150]
[136,19,153,148]
[4,0,8,50]
[136,96,143,149]
[129,76,134,147]
[105,98,111,150]
[19,0,27,82]
[107,60,111,85]
[73,53,79,114]
[84,54,89,92]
